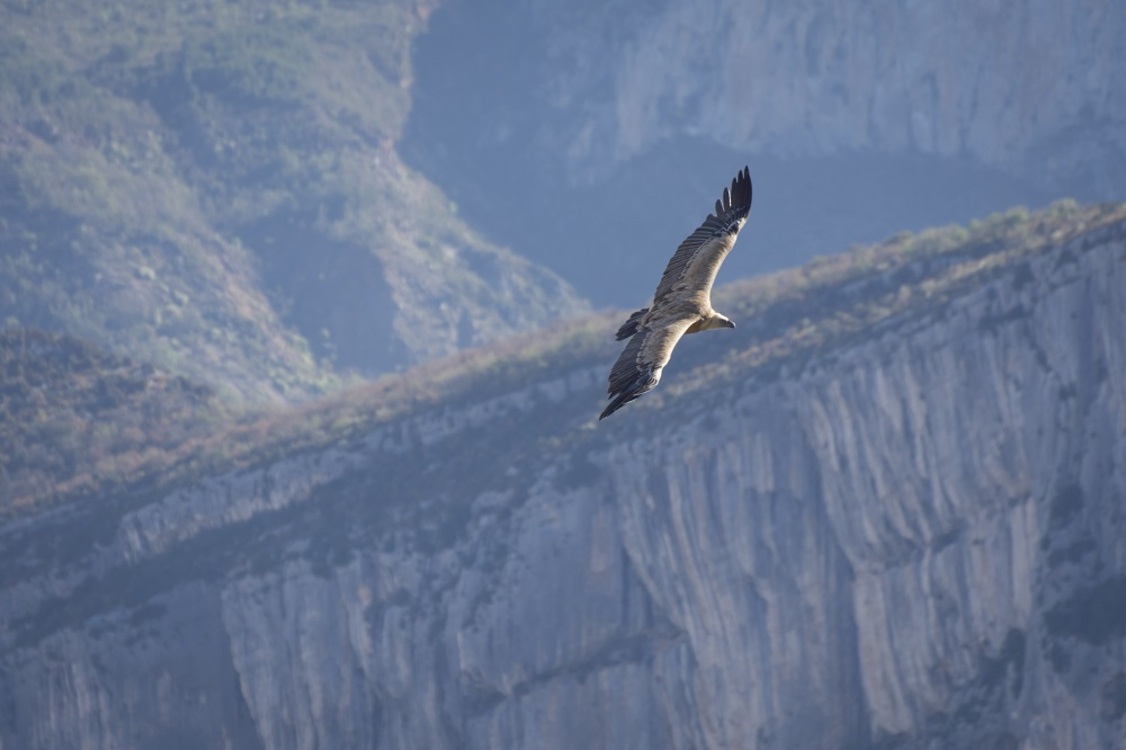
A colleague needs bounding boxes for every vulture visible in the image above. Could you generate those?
[600,166,752,420]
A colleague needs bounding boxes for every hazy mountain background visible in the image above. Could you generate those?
[404,0,1125,303]
[1,0,1125,748]
[0,0,586,403]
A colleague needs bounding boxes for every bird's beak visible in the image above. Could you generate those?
[725,319,736,329]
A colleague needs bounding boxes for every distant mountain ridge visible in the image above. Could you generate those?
[4,200,1118,515]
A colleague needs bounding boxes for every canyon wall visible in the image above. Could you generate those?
[1,214,1124,748]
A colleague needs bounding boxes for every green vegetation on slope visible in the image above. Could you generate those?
[0,0,585,403]
[0,328,231,513]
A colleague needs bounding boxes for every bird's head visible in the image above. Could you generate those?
[701,313,735,331]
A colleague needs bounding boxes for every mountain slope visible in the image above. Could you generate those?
[0,328,229,514]
[0,0,586,403]
[1,202,1124,748]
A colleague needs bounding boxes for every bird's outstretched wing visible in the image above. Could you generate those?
[650,166,752,307]
[601,166,752,420]
[600,316,694,420]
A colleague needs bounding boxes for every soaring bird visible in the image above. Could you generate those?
[600,166,752,420]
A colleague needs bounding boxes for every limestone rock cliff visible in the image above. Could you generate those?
[609,1,1125,190]
[405,0,1125,304]
[418,0,1126,191]
[1,205,1125,748]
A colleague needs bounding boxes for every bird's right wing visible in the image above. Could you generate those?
[600,316,694,420]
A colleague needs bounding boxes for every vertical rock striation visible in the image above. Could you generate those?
[444,0,1126,191]
[608,0,1126,186]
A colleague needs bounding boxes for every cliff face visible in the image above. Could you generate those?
[415,0,1125,190]
[405,0,1125,304]
[606,0,1126,189]
[1,208,1125,748]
